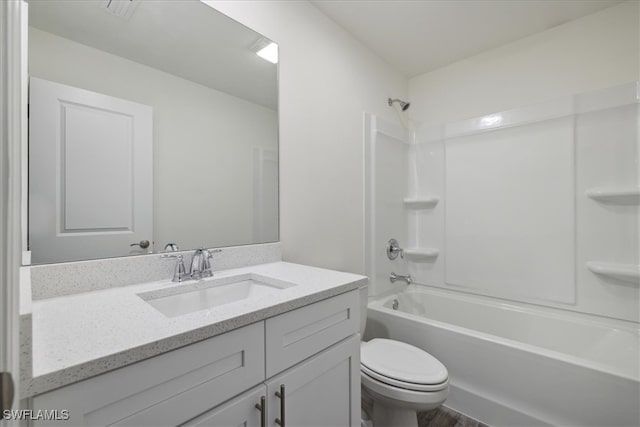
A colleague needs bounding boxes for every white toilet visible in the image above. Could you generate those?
[359,285,449,427]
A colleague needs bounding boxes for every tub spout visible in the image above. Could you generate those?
[390,272,412,285]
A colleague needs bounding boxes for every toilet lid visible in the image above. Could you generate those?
[361,339,448,385]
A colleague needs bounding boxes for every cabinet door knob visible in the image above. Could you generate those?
[275,384,285,426]
[255,396,266,427]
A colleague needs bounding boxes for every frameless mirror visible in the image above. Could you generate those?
[27,0,278,264]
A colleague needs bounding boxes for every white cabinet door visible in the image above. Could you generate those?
[29,77,153,263]
[181,385,267,427]
[266,335,360,427]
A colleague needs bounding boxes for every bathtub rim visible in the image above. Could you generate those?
[368,285,640,383]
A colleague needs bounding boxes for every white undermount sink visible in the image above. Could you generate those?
[138,274,295,318]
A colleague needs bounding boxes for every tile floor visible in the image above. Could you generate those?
[362,392,488,427]
[418,406,489,427]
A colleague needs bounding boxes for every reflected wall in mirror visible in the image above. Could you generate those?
[27,0,279,264]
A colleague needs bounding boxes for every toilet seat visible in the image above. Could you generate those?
[361,365,448,392]
[361,339,448,392]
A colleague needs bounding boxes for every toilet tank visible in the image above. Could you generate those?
[359,284,368,336]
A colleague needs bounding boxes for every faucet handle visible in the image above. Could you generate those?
[162,254,188,282]
[200,248,221,278]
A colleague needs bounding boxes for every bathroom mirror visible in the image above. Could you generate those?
[27,0,279,264]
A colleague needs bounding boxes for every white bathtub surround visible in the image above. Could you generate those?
[28,242,281,300]
[366,82,639,322]
[366,286,640,427]
[21,261,366,398]
[364,114,411,297]
[364,85,639,427]
[400,0,639,324]
[445,115,576,304]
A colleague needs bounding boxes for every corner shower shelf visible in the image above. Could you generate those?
[403,197,439,209]
[586,262,640,284]
[403,248,439,260]
[585,187,640,204]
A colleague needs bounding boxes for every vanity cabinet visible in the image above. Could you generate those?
[182,335,360,427]
[31,290,360,427]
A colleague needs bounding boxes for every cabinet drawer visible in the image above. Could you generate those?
[33,322,265,426]
[265,290,358,377]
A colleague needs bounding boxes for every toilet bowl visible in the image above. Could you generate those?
[359,285,448,427]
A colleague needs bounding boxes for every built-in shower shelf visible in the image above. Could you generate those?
[586,262,640,284]
[403,197,439,208]
[585,187,640,204]
[404,248,439,259]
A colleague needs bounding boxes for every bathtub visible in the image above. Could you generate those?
[365,286,640,427]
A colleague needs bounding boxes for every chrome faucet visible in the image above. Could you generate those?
[390,272,412,285]
[163,248,222,282]
[190,248,208,279]
[190,248,222,279]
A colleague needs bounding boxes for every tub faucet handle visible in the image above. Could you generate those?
[387,238,404,260]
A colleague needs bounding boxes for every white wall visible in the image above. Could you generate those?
[409,1,639,126]
[205,1,408,275]
[29,27,278,254]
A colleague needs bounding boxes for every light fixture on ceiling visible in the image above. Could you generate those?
[251,37,278,64]
[479,114,503,128]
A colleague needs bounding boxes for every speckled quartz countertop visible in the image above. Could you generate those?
[23,261,367,397]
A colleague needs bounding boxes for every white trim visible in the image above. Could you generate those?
[373,118,407,143]
[19,2,27,267]
[0,0,27,416]
[363,113,375,291]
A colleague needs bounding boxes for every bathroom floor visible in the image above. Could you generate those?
[418,407,489,427]
[363,393,488,427]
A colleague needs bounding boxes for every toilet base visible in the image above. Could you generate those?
[372,401,418,427]
[361,374,448,427]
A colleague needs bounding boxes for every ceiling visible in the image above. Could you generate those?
[312,0,624,77]
[29,0,278,109]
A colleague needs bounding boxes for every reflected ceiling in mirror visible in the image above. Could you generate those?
[27,0,279,264]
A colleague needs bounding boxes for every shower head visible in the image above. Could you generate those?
[388,98,410,111]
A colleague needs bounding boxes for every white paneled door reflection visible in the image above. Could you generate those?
[29,77,153,263]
